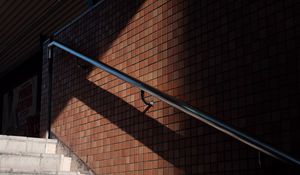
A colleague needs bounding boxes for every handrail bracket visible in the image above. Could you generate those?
[141,90,155,107]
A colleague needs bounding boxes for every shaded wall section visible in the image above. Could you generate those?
[41,0,300,174]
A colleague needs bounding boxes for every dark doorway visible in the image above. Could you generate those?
[0,36,45,136]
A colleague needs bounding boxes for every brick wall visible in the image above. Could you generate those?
[41,0,300,174]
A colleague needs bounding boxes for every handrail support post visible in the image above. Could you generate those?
[47,44,53,139]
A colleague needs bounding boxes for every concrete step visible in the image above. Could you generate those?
[0,173,79,175]
[0,168,80,175]
[0,152,71,172]
[0,135,57,154]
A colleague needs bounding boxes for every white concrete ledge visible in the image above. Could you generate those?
[0,168,81,175]
[0,135,57,143]
[0,152,71,172]
[0,135,57,154]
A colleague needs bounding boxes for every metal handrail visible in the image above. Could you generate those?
[48,40,300,166]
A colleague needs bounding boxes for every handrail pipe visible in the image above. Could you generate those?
[47,40,300,166]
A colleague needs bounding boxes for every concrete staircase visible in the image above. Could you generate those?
[0,135,81,175]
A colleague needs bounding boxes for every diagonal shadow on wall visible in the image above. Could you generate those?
[70,73,206,172]
[46,0,300,174]
[48,0,200,173]
[48,1,216,173]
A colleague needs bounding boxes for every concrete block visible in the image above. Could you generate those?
[0,168,81,175]
[0,135,57,154]
[0,152,71,172]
